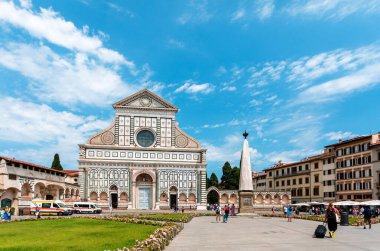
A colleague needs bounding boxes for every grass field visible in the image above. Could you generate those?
[0,218,158,251]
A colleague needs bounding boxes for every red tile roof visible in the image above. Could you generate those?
[0,156,78,176]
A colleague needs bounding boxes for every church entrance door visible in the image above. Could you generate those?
[139,188,151,209]
[111,193,118,208]
[170,194,177,209]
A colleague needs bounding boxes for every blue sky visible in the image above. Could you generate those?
[1,0,380,178]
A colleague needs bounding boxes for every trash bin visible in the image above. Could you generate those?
[19,208,24,216]
[340,212,349,226]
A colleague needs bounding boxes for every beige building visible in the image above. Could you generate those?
[0,156,79,215]
[256,132,380,204]
[326,134,380,201]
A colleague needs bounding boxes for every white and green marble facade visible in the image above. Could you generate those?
[78,89,207,209]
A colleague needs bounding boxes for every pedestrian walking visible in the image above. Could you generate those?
[283,205,288,216]
[36,206,41,219]
[325,202,340,238]
[223,204,230,223]
[231,204,236,216]
[109,203,113,216]
[363,206,372,229]
[272,206,275,214]
[215,204,221,222]
[3,206,11,222]
[287,205,293,222]
[181,206,185,213]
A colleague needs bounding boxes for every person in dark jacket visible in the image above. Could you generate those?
[363,206,372,229]
[324,202,339,238]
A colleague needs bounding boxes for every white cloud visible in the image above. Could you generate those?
[0,42,135,106]
[231,8,245,22]
[0,97,109,167]
[265,149,322,165]
[256,0,275,20]
[285,0,380,20]
[176,0,211,25]
[203,134,262,163]
[324,131,356,141]
[296,63,380,104]
[0,1,134,67]
[249,99,262,107]
[221,86,236,92]
[168,38,185,49]
[175,81,214,94]
[266,95,277,101]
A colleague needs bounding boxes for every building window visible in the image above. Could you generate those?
[293,179,296,185]
[345,148,351,155]
[305,177,309,184]
[287,180,290,186]
[281,180,285,186]
[314,163,319,169]
[8,174,17,180]
[269,172,272,177]
[305,188,309,196]
[313,187,319,196]
[305,164,309,170]
[337,149,343,156]
[363,143,369,151]
[136,130,155,147]
[299,178,303,184]
[354,145,360,153]
[269,181,272,188]
[298,166,302,171]
[297,188,303,196]
[314,175,319,183]
[276,181,279,187]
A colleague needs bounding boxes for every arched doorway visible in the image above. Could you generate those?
[229,193,237,204]
[136,173,153,209]
[34,183,46,199]
[207,190,219,205]
[220,193,229,204]
[169,186,178,209]
[256,194,263,204]
[109,185,118,208]
[282,194,289,204]
[21,183,33,201]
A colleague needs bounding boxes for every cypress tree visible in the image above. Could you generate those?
[51,153,63,170]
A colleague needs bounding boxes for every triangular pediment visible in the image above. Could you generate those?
[112,89,178,111]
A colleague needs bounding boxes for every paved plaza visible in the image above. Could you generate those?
[166,216,380,251]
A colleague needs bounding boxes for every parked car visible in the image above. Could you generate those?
[31,200,73,216]
[73,202,102,214]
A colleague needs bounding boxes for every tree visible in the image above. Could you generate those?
[220,162,232,189]
[209,173,219,188]
[230,166,240,189]
[51,153,63,170]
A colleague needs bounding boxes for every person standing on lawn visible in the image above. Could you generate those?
[325,202,340,238]
[363,206,372,229]
[3,206,11,222]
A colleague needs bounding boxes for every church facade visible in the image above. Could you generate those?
[78,89,207,210]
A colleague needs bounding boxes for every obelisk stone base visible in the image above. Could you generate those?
[238,191,255,214]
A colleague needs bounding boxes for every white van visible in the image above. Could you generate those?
[31,200,73,216]
[73,202,102,214]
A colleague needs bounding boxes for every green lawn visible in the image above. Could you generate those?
[0,218,158,251]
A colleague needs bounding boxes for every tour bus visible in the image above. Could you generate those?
[73,202,102,214]
[30,200,73,216]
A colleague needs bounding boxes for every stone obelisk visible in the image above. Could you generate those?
[238,130,255,214]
